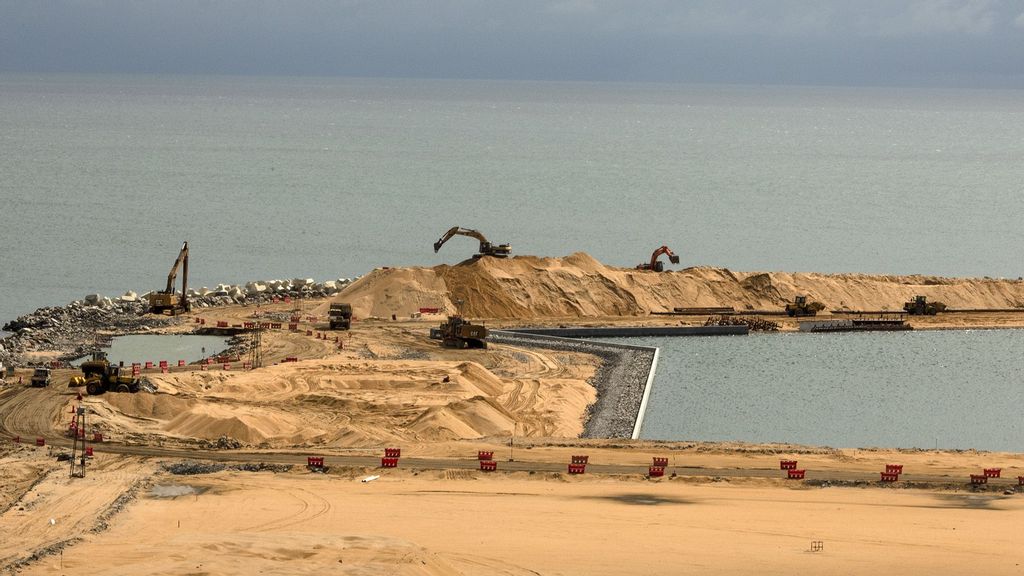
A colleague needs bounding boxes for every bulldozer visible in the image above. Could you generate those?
[785,295,824,317]
[78,353,141,395]
[903,295,946,316]
[147,241,190,315]
[636,246,680,272]
[433,227,511,259]
[436,316,488,349]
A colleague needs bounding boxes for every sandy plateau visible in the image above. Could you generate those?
[2,254,1024,574]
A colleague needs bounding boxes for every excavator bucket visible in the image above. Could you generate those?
[668,254,680,264]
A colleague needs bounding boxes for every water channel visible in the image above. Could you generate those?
[627,329,1024,451]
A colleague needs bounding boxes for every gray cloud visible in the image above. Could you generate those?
[0,0,1022,86]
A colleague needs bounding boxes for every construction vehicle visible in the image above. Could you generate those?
[147,241,190,315]
[636,246,680,272]
[79,353,141,395]
[329,303,353,330]
[433,227,511,259]
[785,295,824,317]
[903,295,946,316]
[436,316,488,349]
[29,367,51,387]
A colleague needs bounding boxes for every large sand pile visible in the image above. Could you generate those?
[327,253,1024,319]
[87,356,594,448]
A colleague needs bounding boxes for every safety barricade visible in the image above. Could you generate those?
[787,469,806,480]
[649,466,665,477]
[480,460,498,472]
[568,463,586,475]
[195,317,202,323]
[284,357,298,363]
[306,316,317,322]
[244,322,255,329]
[159,360,168,368]
[145,361,154,369]
[880,472,900,482]
[201,364,208,371]
[178,360,186,367]
[271,323,282,329]
[1018,476,1024,486]
[217,321,228,328]
[290,316,301,323]
[85,446,94,457]
[260,323,271,329]
[35,437,45,447]
[419,308,440,314]
[381,457,399,468]
[384,448,401,458]
[478,451,494,461]
[885,464,903,475]
[971,474,988,485]
[571,455,589,465]
[199,318,206,325]
[243,362,251,370]
[93,433,104,442]
[288,323,298,331]
[780,460,798,470]
[307,456,325,469]
[161,366,168,374]
[652,457,669,467]
[306,330,313,336]
[984,468,1001,478]
[76,428,85,439]
[223,363,231,371]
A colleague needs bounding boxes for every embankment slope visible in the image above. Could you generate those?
[323,252,1024,319]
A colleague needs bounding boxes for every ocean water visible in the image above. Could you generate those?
[2,74,1024,328]
[632,330,1024,451]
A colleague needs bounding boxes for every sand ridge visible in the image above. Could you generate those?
[322,253,1024,319]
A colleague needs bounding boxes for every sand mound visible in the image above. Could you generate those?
[327,253,1024,318]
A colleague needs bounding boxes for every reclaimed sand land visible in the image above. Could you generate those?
[3,254,1024,574]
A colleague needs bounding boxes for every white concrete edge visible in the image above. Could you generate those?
[631,346,659,440]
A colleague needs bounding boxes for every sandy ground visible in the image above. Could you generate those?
[4,454,1023,576]
[4,254,1024,573]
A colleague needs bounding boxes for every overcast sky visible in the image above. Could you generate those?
[2,0,1023,87]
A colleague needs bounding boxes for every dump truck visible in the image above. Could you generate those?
[148,241,190,315]
[30,367,51,387]
[904,295,945,315]
[436,316,488,349]
[329,303,353,330]
[636,246,681,272]
[79,353,141,395]
[785,295,824,317]
[433,227,511,259]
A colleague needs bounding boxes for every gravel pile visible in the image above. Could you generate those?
[161,460,292,475]
[0,275,358,368]
[490,331,656,439]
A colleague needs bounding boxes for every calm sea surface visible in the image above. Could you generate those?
[2,74,1024,327]
[631,330,1024,451]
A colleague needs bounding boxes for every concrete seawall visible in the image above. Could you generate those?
[506,325,748,338]
[490,331,658,440]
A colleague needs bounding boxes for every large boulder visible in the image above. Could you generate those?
[120,291,138,302]
[84,294,103,305]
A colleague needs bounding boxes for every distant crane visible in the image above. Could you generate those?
[433,227,511,259]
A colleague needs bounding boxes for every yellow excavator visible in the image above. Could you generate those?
[433,227,511,258]
[147,241,190,315]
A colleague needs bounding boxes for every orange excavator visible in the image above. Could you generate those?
[433,227,511,258]
[636,246,680,272]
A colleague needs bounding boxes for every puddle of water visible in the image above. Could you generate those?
[73,334,230,366]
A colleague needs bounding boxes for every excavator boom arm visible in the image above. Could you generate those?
[649,246,680,269]
[433,227,490,253]
[165,241,189,294]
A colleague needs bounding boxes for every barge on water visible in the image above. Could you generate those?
[799,314,911,333]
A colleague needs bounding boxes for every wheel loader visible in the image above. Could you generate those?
[903,295,946,316]
[79,353,141,395]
